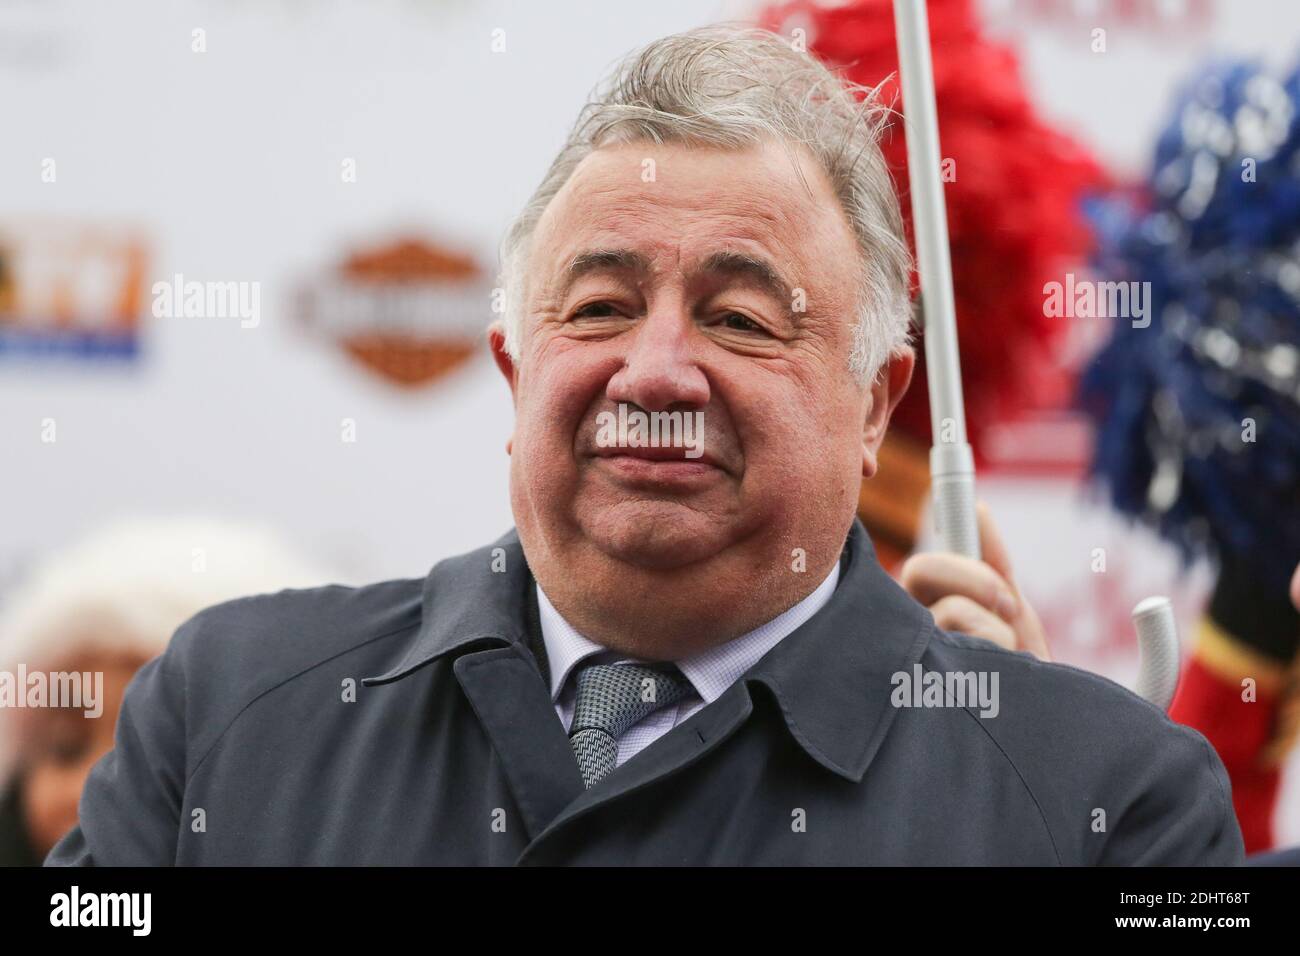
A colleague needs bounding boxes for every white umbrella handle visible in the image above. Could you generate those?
[892,0,1180,708]
[892,0,980,560]
[1132,597,1182,710]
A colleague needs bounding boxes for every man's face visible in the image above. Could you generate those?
[494,139,910,646]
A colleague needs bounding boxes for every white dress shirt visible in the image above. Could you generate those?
[537,561,841,769]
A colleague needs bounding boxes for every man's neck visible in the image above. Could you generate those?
[530,545,847,661]
[535,558,842,701]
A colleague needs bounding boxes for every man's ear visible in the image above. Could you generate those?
[862,346,916,479]
[488,322,518,455]
[489,322,519,399]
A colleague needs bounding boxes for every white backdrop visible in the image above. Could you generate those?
[3,0,1298,839]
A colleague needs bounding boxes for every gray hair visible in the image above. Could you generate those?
[497,24,913,384]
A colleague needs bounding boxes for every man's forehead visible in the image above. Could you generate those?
[550,139,831,218]
[531,141,852,285]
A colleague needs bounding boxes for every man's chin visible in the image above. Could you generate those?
[579,501,734,572]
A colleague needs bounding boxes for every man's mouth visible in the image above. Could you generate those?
[591,446,725,485]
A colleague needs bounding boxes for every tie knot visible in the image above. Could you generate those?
[571,662,692,739]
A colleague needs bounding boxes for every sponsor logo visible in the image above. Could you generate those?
[0,223,149,360]
[295,236,491,387]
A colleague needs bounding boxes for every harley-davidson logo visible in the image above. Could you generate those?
[296,236,491,387]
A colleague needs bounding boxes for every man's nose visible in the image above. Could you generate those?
[606,309,710,412]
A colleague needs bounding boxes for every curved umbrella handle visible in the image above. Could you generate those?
[1132,596,1181,710]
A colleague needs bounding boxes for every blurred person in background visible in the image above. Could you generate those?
[1241,560,1300,865]
[1080,53,1300,854]
[0,517,327,865]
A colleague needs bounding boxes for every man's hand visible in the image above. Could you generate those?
[899,503,1050,660]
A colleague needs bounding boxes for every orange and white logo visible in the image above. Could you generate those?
[295,236,492,388]
[0,222,149,359]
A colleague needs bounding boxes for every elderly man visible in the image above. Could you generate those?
[47,26,1240,866]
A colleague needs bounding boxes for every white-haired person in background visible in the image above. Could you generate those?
[0,518,326,865]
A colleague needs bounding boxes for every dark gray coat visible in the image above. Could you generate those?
[46,521,1243,865]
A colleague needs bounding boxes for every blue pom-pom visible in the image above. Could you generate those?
[1080,56,1300,592]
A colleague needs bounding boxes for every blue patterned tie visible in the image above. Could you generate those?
[568,662,692,788]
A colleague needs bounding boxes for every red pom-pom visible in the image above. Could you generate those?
[758,0,1105,454]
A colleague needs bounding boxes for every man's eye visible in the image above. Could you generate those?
[571,302,620,319]
[719,312,764,334]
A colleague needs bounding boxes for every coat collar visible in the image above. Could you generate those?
[360,527,535,687]
[739,519,934,781]
[361,520,934,784]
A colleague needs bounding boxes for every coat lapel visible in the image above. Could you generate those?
[453,645,585,840]
[518,680,755,860]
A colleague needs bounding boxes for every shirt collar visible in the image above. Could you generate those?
[536,562,842,705]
